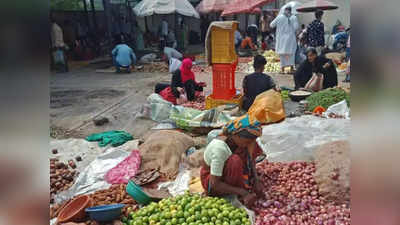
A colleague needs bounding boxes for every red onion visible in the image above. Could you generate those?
[253,161,350,225]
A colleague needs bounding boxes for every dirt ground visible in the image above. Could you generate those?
[50,59,349,139]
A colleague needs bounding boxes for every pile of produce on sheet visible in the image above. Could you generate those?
[306,88,350,112]
[238,57,254,64]
[180,96,206,111]
[50,184,138,222]
[50,158,79,204]
[192,65,211,73]
[253,161,350,225]
[123,192,251,225]
[134,62,169,73]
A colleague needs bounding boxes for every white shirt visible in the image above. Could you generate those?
[51,23,65,48]
[169,58,182,73]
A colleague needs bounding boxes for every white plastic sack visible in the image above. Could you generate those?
[322,100,350,119]
[257,115,350,162]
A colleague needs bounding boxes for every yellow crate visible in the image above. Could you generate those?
[205,94,243,110]
[211,23,238,64]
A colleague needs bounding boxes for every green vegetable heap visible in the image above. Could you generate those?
[281,90,289,102]
[122,192,251,225]
[306,88,350,111]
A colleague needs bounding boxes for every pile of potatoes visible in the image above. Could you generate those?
[50,158,79,204]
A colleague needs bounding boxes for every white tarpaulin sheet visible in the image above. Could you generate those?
[257,115,350,162]
[134,0,200,18]
[54,149,131,204]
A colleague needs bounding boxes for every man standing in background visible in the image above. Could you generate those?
[307,9,325,55]
[260,12,271,45]
[51,16,69,72]
[159,17,169,53]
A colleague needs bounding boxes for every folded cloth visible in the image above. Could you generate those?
[86,130,133,147]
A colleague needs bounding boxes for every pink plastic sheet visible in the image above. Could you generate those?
[104,150,141,184]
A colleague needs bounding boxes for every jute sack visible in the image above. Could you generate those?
[139,130,195,179]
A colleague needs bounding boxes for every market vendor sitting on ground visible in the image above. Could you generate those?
[155,58,206,104]
[242,55,279,111]
[201,126,264,206]
[294,47,338,90]
[240,32,257,50]
[111,37,137,73]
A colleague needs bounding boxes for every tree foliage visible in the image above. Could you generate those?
[51,0,83,11]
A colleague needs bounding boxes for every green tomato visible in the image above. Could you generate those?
[202,216,209,223]
[184,211,190,218]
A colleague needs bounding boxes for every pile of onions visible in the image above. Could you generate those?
[253,161,350,225]
[181,96,206,111]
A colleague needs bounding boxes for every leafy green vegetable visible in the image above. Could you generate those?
[281,90,289,101]
[306,88,350,111]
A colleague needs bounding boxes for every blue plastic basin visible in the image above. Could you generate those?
[85,203,125,222]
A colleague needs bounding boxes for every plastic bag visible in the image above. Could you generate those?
[104,150,141,184]
[158,166,191,197]
[170,106,232,131]
[305,73,324,92]
[322,100,350,119]
[224,90,285,134]
[146,93,173,122]
[257,115,350,162]
[176,93,188,105]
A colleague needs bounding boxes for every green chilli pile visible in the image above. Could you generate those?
[122,192,251,225]
[306,88,350,111]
